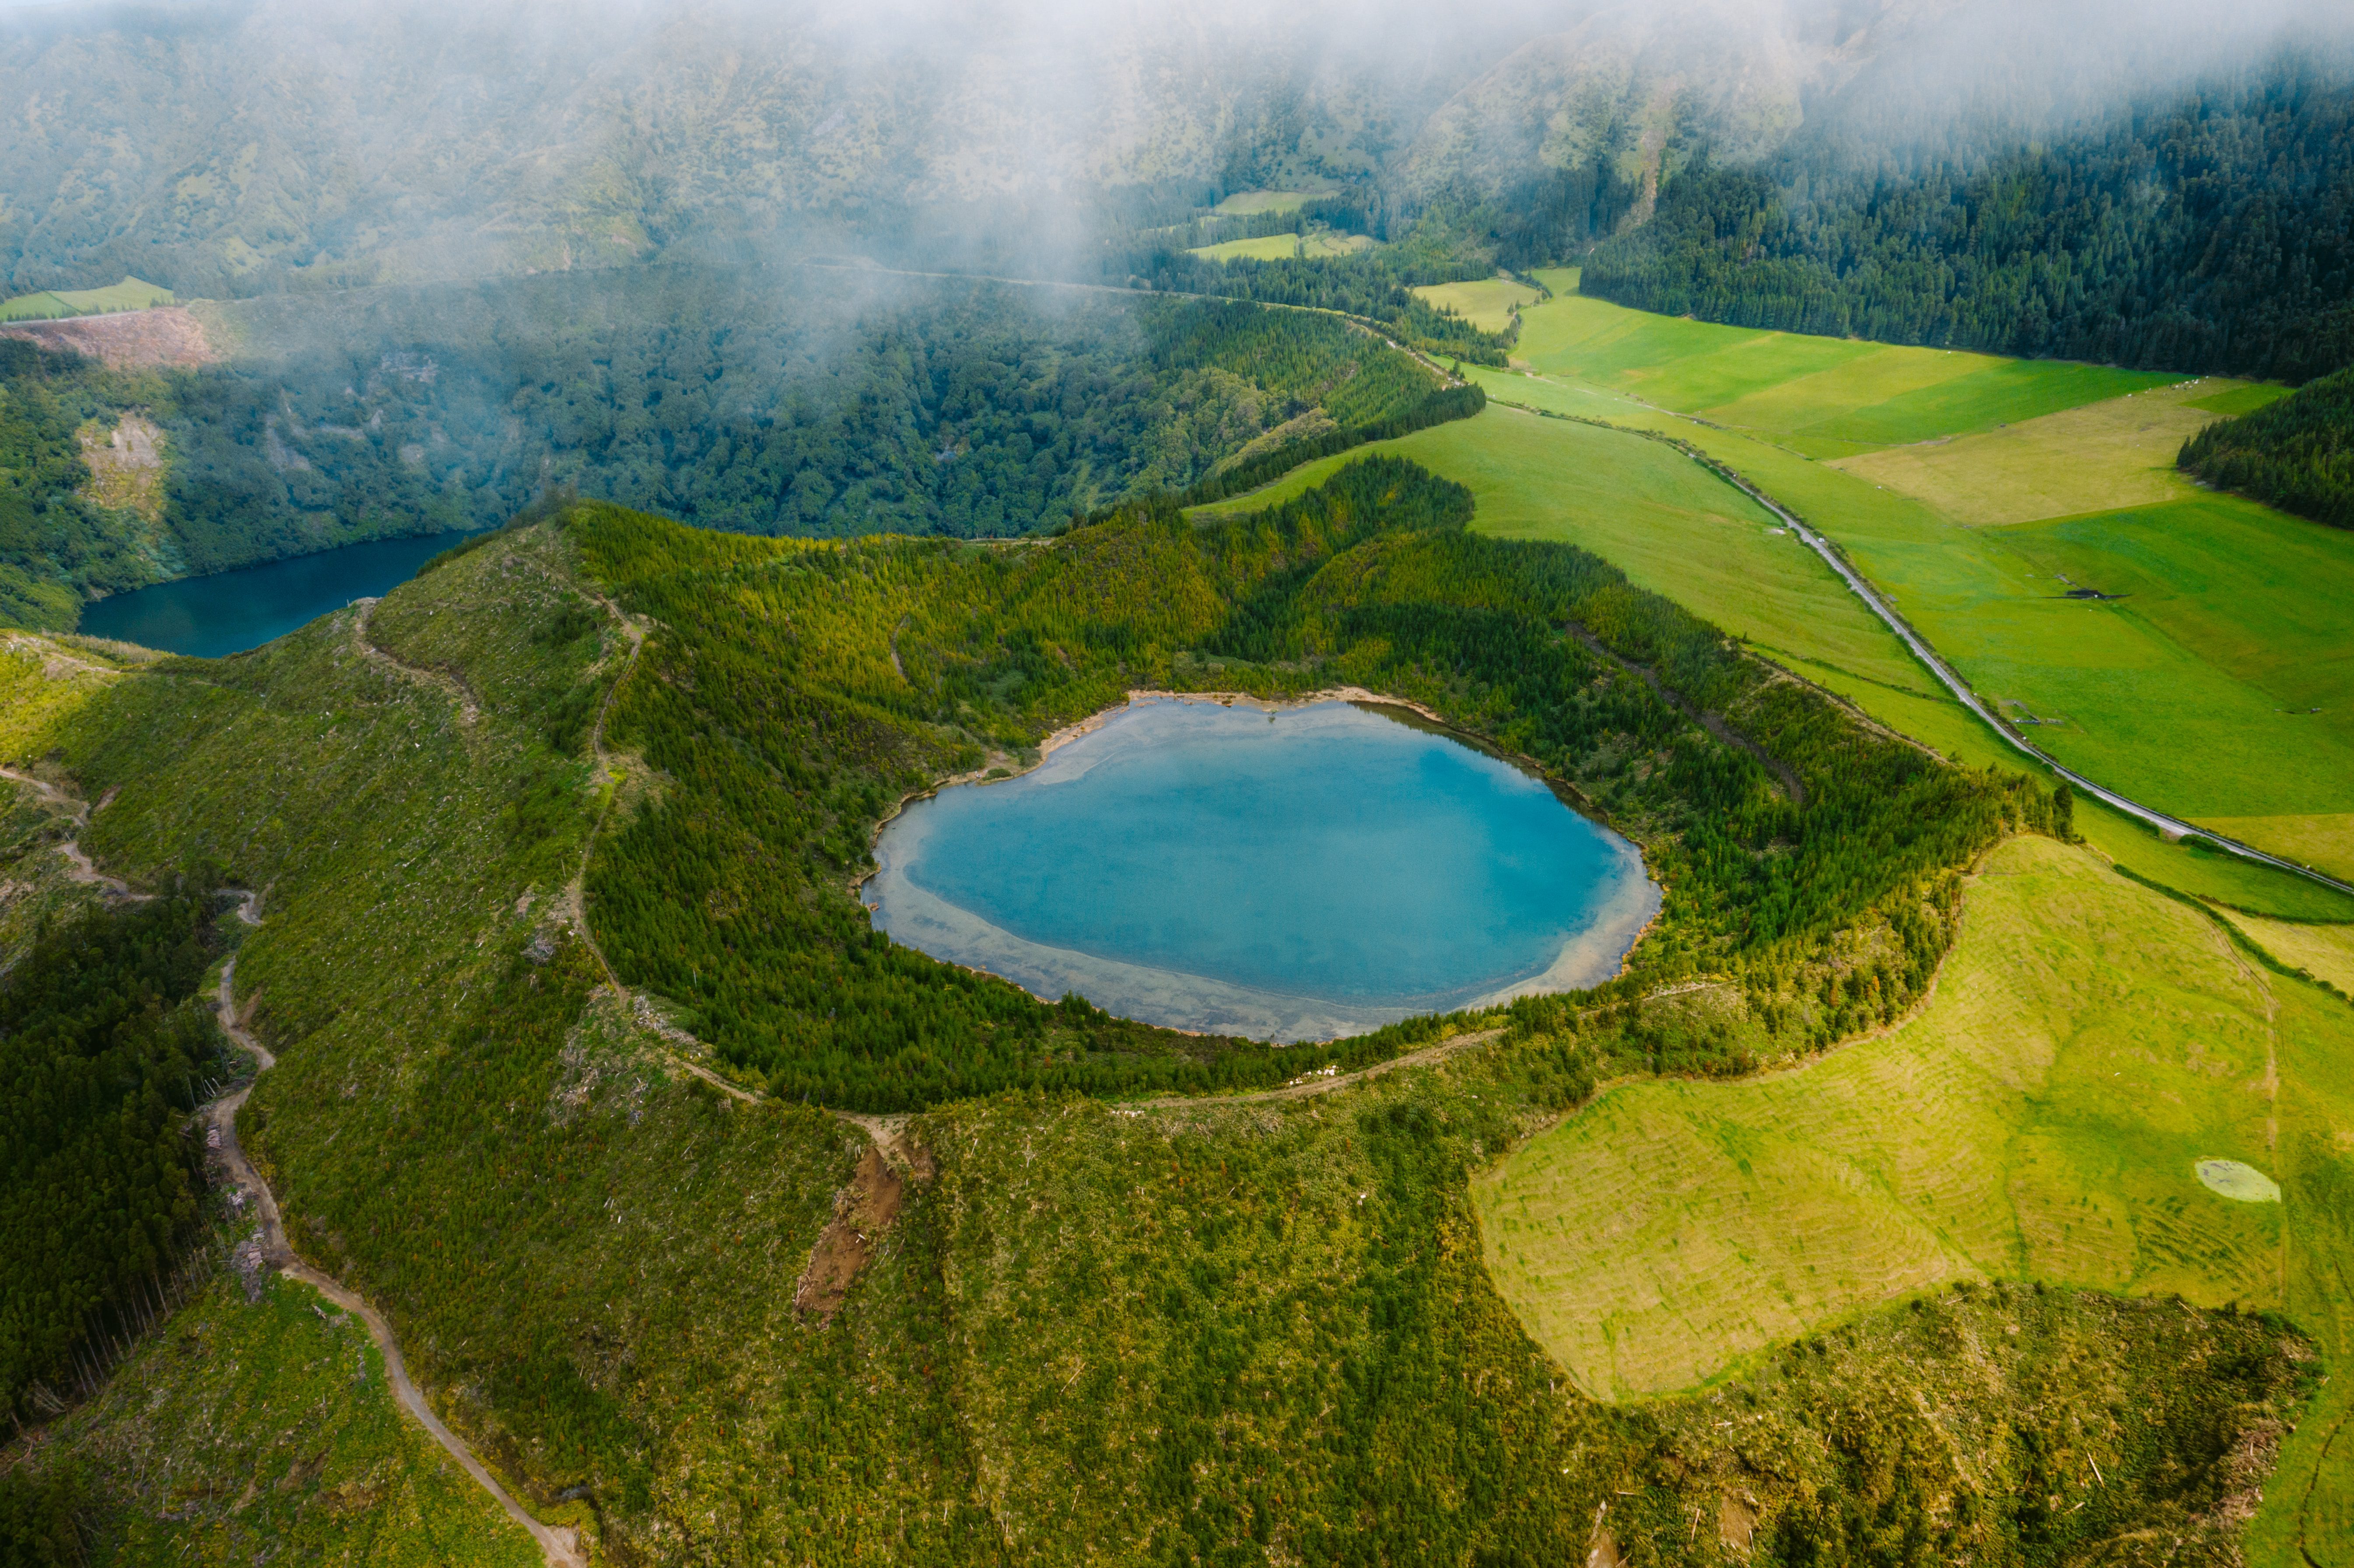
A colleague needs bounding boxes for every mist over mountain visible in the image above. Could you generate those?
[3,0,2337,298]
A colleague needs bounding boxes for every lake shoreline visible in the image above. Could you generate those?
[858,693,1665,1041]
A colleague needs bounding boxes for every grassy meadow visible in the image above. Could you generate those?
[1187,231,1371,262]
[0,276,175,321]
[1449,274,2354,882]
[1475,833,2354,1558]
[1830,377,2268,524]
[2221,906,2354,994]
[1409,277,1545,333]
[1513,268,2174,456]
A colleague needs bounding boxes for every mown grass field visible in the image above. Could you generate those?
[1410,277,1544,333]
[1516,268,2174,456]
[1187,231,1370,262]
[1475,833,2354,1559]
[1464,283,2354,881]
[2221,906,2354,994]
[0,276,174,321]
[1830,377,2252,525]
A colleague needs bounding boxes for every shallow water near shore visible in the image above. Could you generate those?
[80,529,476,658]
[868,697,1660,1040]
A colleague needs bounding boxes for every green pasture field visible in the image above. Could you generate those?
[1831,377,2235,525]
[1474,832,2354,1563]
[2218,906,2354,994]
[1187,231,1370,262]
[47,1271,540,1565]
[0,276,173,321]
[1195,391,2354,917]
[1409,277,1544,333]
[1517,268,2173,455]
[2188,381,2293,417]
[1463,336,2354,878]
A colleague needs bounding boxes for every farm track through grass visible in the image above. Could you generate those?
[40,1272,545,1567]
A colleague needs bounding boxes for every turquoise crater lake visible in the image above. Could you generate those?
[868,698,1661,1041]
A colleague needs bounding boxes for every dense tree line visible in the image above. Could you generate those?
[2179,366,2354,527]
[0,270,1458,632]
[570,456,2060,1110]
[1170,384,1488,509]
[0,891,224,1429]
[1125,250,1518,366]
[1582,57,2354,381]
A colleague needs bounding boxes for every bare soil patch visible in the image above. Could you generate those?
[0,307,218,369]
[793,1147,907,1320]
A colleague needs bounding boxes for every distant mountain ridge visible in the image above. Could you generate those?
[0,0,2231,299]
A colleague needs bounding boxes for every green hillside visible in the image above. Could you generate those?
[0,481,2314,1561]
[1438,280,2354,887]
[0,273,1463,633]
[4,5,2354,1562]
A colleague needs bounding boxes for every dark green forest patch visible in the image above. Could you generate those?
[2180,366,2354,528]
[0,889,229,1430]
[1578,62,2354,383]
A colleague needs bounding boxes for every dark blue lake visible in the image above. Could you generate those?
[78,530,478,658]
[868,697,1660,1041]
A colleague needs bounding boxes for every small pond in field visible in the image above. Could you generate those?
[866,697,1660,1041]
[79,530,477,658]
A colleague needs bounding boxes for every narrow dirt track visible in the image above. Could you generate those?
[206,958,585,1567]
[1131,1027,1505,1113]
[0,765,147,900]
[349,598,480,724]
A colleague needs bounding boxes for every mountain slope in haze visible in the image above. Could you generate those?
[0,0,2148,298]
[1577,36,2354,379]
[0,267,1468,629]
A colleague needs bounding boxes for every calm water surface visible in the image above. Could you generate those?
[868,698,1660,1040]
[79,530,477,658]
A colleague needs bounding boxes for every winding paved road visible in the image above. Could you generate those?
[1695,461,2354,898]
[1483,391,2354,900]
